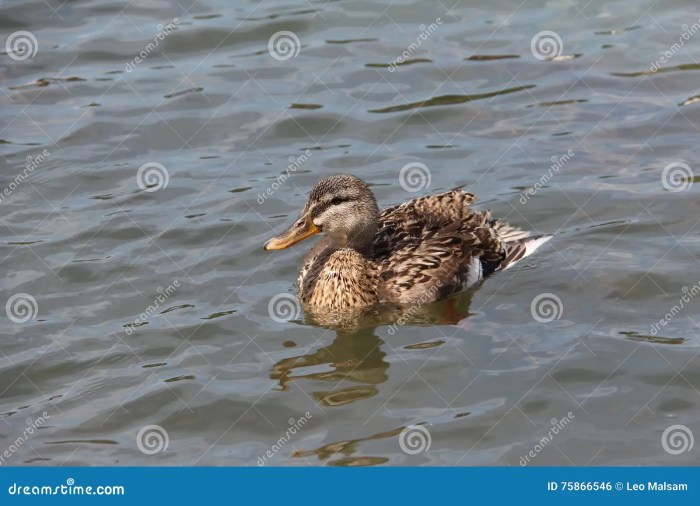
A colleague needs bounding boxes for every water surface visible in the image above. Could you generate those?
[1,0,699,466]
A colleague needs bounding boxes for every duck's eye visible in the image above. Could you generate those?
[330,196,348,206]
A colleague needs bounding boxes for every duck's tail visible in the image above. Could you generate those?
[491,220,552,270]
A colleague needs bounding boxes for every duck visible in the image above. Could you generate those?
[263,174,550,310]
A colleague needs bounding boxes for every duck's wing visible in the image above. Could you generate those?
[373,189,507,304]
[373,188,474,254]
[378,187,475,226]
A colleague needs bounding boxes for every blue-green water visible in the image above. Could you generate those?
[1,0,699,466]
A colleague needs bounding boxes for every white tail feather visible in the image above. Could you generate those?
[502,235,552,270]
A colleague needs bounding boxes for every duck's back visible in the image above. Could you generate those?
[372,188,513,304]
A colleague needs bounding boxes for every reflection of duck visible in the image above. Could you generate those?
[292,425,406,466]
[274,334,416,465]
[264,174,550,310]
[271,328,388,406]
[271,290,475,406]
[271,295,478,464]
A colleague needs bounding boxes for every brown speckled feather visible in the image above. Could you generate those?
[372,189,506,303]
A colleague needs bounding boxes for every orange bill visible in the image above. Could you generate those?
[264,215,320,250]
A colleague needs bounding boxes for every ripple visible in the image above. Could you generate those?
[326,38,378,44]
[164,87,204,99]
[47,440,118,445]
[613,63,700,77]
[365,58,431,69]
[528,99,588,107]
[466,54,520,61]
[8,77,86,90]
[679,94,700,107]
[160,304,194,314]
[594,25,641,35]
[289,103,323,110]
[403,340,446,350]
[368,85,536,113]
[620,331,686,345]
[200,309,237,320]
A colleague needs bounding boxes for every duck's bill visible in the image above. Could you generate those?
[263,217,320,250]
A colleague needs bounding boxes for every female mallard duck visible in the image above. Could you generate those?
[264,174,550,310]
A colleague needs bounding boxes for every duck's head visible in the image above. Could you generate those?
[263,174,379,253]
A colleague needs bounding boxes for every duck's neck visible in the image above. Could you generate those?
[348,224,376,256]
[327,220,377,256]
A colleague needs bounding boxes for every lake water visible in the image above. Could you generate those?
[1,0,699,466]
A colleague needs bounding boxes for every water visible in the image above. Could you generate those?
[1,0,699,466]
